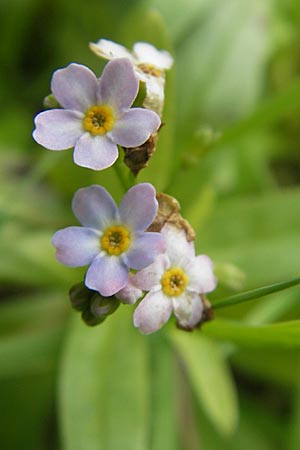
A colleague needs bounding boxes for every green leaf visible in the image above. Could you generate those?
[148,334,177,450]
[0,225,81,287]
[169,331,238,435]
[0,291,68,336]
[203,319,300,350]
[199,188,300,291]
[0,327,63,378]
[59,307,149,450]
[212,276,300,310]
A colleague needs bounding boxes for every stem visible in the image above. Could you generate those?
[113,161,129,192]
[113,151,137,192]
[212,277,300,310]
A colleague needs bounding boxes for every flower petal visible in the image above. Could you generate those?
[98,58,138,115]
[119,183,158,231]
[89,39,134,61]
[85,254,129,296]
[109,108,160,147]
[186,255,217,293]
[73,133,118,170]
[133,42,174,69]
[172,292,203,329]
[33,109,83,150]
[125,232,166,270]
[138,74,165,115]
[162,224,195,265]
[115,275,142,304]
[72,185,118,229]
[132,254,169,291]
[52,227,100,267]
[133,290,172,334]
[51,63,98,112]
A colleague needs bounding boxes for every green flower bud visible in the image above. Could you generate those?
[69,282,92,312]
[90,293,120,318]
[43,94,60,109]
[81,308,106,327]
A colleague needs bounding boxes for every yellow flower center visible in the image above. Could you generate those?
[161,267,189,297]
[138,63,163,77]
[100,225,131,256]
[83,105,115,136]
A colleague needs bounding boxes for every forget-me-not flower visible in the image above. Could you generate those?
[33,58,160,170]
[52,183,166,296]
[133,224,217,334]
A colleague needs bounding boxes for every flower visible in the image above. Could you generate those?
[52,183,166,297]
[89,39,173,115]
[115,274,142,305]
[133,225,217,334]
[33,58,161,170]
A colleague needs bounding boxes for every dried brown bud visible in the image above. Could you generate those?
[148,192,195,242]
[123,127,162,176]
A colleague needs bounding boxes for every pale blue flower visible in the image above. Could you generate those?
[33,59,160,170]
[52,183,166,297]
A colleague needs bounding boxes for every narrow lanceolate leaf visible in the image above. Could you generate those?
[212,277,300,310]
[59,308,149,450]
[169,331,238,435]
[203,319,300,350]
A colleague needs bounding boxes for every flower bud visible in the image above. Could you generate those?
[90,293,120,318]
[69,281,120,327]
[69,282,92,312]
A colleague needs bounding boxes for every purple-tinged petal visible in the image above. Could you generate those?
[132,254,169,291]
[115,275,142,304]
[74,133,119,170]
[133,290,172,334]
[51,63,98,112]
[186,255,217,293]
[109,108,160,147]
[98,58,138,115]
[125,232,166,270]
[162,224,195,265]
[72,185,118,229]
[119,183,158,231]
[33,109,83,150]
[89,39,134,61]
[172,292,203,329]
[85,254,128,296]
[52,227,100,267]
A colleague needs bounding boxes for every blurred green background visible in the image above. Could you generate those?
[1,0,300,449]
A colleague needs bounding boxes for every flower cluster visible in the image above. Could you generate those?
[33,38,217,334]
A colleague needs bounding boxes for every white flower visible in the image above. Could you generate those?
[132,224,217,334]
[89,39,173,116]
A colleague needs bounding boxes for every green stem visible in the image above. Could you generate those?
[113,162,128,192]
[212,277,300,310]
[113,151,137,192]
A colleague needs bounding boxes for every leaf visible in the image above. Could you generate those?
[199,188,300,290]
[0,327,63,378]
[203,319,300,350]
[212,276,300,310]
[148,334,177,450]
[59,307,149,450]
[0,225,81,287]
[169,331,238,435]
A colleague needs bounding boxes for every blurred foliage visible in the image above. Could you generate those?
[1,0,300,449]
